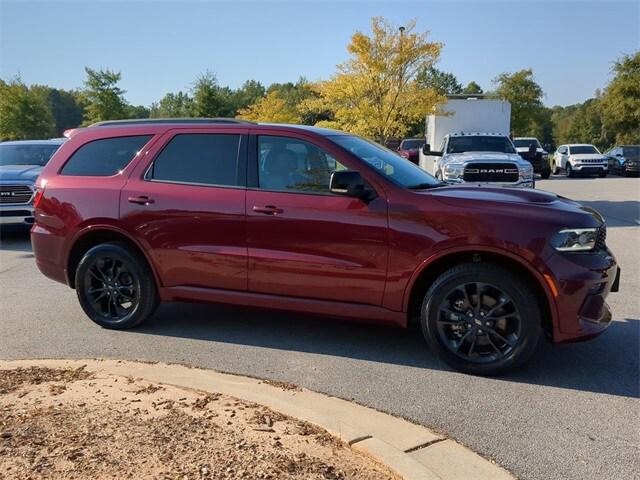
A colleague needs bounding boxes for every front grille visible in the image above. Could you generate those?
[463,162,519,183]
[596,227,607,251]
[0,185,33,204]
[579,159,605,164]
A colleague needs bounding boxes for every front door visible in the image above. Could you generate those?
[121,129,248,291]
[245,132,388,305]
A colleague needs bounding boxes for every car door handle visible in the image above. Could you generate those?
[252,205,283,215]
[128,195,155,205]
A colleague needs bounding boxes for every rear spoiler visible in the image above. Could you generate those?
[63,128,82,138]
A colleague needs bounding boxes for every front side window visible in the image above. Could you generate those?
[61,135,152,176]
[400,139,424,150]
[622,146,640,157]
[513,138,541,149]
[0,144,61,167]
[258,136,345,194]
[149,134,242,187]
[330,135,440,189]
[569,145,599,155]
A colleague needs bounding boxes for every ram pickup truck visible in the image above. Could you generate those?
[0,139,65,227]
[423,133,534,188]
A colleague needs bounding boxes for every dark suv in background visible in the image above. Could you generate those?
[31,119,619,375]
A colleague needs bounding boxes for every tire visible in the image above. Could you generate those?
[599,170,607,178]
[75,242,159,329]
[435,170,443,181]
[566,163,574,178]
[420,263,542,376]
[541,167,551,179]
[553,160,560,175]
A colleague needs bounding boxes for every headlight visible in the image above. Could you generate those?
[551,228,598,252]
[443,163,464,180]
[519,164,534,181]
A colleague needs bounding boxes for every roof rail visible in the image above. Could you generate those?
[89,118,256,127]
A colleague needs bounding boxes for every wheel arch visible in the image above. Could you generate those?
[405,248,556,337]
[66,226,160,289]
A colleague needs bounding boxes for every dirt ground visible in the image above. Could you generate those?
[0,366,399,480]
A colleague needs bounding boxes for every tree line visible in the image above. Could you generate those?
[1,17,637,150]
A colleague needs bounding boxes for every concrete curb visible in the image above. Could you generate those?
[1,359,514,480]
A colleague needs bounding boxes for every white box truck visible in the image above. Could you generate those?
[419,96,534,188]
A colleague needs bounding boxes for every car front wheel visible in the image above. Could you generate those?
[75,242,159,329]
[566,163,574,177]
[420,263,542,376]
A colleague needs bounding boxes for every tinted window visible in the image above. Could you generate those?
[400,139,424,150]
[447,136,516,154]
[569,145,599,155]
[258,136,345,193]
[0,144,61,166]
[61,135,151,176]
[622,146,640,157]
[513,139,541,148]
[150,134,242,186]
[330,135,440,189]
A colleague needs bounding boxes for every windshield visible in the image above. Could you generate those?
[447,136,516,154]
[622,146,640,157]
[400,139,424,150]
[0,144,61,167]
[330,135,440,189]
[570,145,599,155]
[513,139,541,149]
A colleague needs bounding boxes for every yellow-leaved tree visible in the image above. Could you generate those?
[237,91,301,123]
[302,17,445,142]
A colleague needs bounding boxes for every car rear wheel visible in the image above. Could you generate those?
[75,242,159,329]
[599,170,607,178]
[420,263,542,376]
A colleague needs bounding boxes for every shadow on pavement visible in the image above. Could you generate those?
[136,301,640,399]
[0,229,33,252]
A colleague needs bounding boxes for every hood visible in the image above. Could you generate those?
[0,164,43,182]
[570,154,607,161]
[418,185,605,226]
[444,152,528,165]
[515,147,547,154]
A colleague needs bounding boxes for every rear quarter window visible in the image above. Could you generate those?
[60,135,152,176]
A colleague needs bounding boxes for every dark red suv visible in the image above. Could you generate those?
[31,119,620,375]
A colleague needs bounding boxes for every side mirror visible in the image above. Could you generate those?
[422,144,431,155]
[330,171,376,202]
[616,153,623,157]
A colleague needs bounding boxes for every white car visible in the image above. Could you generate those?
[553,144,608,178]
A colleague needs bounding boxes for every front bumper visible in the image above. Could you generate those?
[0,204,35,226]
[445,178,534,188]
[572,163,607,173]
[547,250,619,342]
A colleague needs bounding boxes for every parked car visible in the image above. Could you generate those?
[32,119,619,375]
[513,137,551,179]
[0,139,65,228]
[604,145,639,176]
[397,138,424,165]
[424,133,534,188]
[553,144,608,177]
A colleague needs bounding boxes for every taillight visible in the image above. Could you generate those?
[32,183,46,209]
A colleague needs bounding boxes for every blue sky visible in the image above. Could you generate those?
[1,0,638,107]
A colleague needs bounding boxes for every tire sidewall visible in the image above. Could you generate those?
[421,264,541,376]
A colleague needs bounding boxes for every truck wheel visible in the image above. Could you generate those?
[420,263,542,376]
[435,170,443,181]
[75,242,159,329]
[541,167,551,179]
[566,163,574,177]
[598,170,607,178]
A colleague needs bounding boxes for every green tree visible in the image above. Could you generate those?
[150,91,194,118]
[0,78,55,140]
[304,17,444,142]
[81,67,128,124]
[462,81,483,94]
[416,66,462,95]
[493,69,545,136]
[127,104,150,119]
[192,71,235,117]
[231,80,266,112]
[600,51,640,144]
[30,86,85,136]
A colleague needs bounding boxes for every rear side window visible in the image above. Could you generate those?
[149,134,242,187]
[61,135,152,176]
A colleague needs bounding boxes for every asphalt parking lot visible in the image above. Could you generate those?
[1,176,638,480]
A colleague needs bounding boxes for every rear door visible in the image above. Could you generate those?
[245,130,389,305]
[121,128,248,291]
